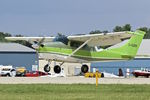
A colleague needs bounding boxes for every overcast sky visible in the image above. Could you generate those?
[0,0,150,36]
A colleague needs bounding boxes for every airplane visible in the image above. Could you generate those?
[5,30,145,74]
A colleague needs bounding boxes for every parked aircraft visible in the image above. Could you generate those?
[6,30,145,74]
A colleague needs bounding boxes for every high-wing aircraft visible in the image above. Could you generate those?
[6,30,145,74]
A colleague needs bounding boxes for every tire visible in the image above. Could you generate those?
[146,75,149,78]
[44,64,50,72]
[54,65,61,74]
[81,64,89,73]
[135,75,138,78]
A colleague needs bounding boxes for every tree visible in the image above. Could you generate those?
[138,27,148,33]
[0,32,5,42]
[146,29,150,39]
[0,32,12,42]
[15,34,23,37]
[113,26,122,32]
[113,24,132,32]
[137,27,150,39]
[57,33,63,36]
[89,30,102,34]
[122,24,131,31]
[102,30,109,33]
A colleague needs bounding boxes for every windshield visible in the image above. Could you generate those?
[53,34,69,45]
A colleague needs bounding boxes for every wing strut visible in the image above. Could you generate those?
[69,38,92,57]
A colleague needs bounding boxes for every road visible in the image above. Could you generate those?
[0,77,150,84]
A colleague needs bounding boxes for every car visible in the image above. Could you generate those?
[25,71,50,77]
[0,65,16,77]
[16,67,26,77]
[132,68,150,78]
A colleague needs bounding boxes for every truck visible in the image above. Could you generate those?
[0,65,16,77]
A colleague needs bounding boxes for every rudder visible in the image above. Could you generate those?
[109,30,145,58]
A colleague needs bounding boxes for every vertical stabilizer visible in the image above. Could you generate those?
[108,30,145,58]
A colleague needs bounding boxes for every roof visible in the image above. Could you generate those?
[0,43,36,52]
[109,39,150,57]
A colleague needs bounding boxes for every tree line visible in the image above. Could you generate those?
[0,24,150,46]
[0,32,31,47]
[89,24,150,39]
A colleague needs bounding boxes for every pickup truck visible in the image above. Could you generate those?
[132,68,150,78]
[0,65,16,77]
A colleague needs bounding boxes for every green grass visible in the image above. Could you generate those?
[0,84,150,100]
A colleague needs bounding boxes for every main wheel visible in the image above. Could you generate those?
[54,65,61,74]
[81,64,89,73]
[146,75,149,78]
[44,64,50,72]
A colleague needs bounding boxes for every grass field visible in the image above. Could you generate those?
[0,84,150,100]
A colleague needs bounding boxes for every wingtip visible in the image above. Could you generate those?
[127,30,146,36]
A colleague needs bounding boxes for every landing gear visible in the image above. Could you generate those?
[44,64,50,72]
[44,60,51,72]
[44,60,63,73]
[54,65,61,74]
[81,64,89,73]
[53,62,64,74]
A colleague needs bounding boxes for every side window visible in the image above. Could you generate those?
[90,47,95,51]
[70,41,90,50]
[70,41,82,48]
[2,68,11,71]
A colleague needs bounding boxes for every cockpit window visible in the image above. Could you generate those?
[53,34,69,45]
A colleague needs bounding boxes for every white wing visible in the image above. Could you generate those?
[68,32,132,46]
[5,37,55,43]
[6,32,132,46]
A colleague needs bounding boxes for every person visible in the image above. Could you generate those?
[118,68,123,76]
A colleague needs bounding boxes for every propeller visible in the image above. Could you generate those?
[32,37,45,50]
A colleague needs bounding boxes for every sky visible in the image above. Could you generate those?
[0,0,150,36]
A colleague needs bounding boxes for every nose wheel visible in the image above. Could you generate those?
[44,64,50,72]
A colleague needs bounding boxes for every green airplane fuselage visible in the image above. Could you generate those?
[38,30,145,62]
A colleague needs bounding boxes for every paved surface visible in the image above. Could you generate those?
[0,77,150,84]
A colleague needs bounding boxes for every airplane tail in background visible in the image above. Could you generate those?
[108,30,145,59]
